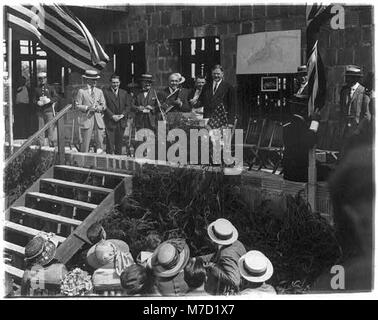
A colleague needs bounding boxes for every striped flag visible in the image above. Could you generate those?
[306,4,335,112]
[6,4,109,71]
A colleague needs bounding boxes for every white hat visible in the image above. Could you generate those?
[37,72,47,78]
[238,250,274,283]
[82,69,100,79]
[207,218,238,245]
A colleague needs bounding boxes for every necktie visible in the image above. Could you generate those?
[213,82,218,95]
[91,88,95,99]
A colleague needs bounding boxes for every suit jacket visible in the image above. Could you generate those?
[201,240,246,295]
[132,88,159,129]
[340,84,371,135]
[74,86,106,129]
[157,87,191,113]
[282,115,317,182]
[199,80,236,120]
[32,84,59,113]
[187,88,204,108]
[103,86,133,129]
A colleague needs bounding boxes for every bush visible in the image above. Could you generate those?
[100,167,341,293]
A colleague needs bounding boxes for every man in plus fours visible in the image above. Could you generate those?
[75,70,107,153]
[103,74,133,155]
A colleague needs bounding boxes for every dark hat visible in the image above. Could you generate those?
[24,235,57,266]
[138,74,154,82]
[345,65,363,77]
[120,264,149,294]
[82,70,101,79]
[151,239,190,278]
[297,65,307,75]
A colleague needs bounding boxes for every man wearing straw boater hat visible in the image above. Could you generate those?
[339,65,371,157]
[75,69,106,153]
[238,250,276,296]
[199,218,246,295]
[151,238,191,296]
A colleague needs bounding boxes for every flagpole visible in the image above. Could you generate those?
[8,26,14,154]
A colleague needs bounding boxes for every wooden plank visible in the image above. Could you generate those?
[5,265,24,279]
[4,241,25,256]
[11,206,82,227]
[41,178,112,194]
[54,165,131,179]
[57,116,65,165]
[27,192,97,210]
[4,221,66,243]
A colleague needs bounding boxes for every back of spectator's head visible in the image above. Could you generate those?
[87,222,106,245]
[184,258,207,289]
[120,264,151,295]
[328,145,373,256]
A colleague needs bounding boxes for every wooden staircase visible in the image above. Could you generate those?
[4,164,132,288]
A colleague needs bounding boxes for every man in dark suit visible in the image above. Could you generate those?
[199,65,236,123]
[188,75,206,115]
[339,65,371,156]
[103,74,133,154]
[32,72,59,146]
[294,65,308,98]
[132,74,159,131]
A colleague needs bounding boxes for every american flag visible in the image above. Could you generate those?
[6,4,109,72]
[306,4,335,112]
[207,103,228,129]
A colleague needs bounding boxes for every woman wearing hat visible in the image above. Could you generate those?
[74,70,107,153]
[200,218,246,295]
[238,250,276,296]
[21,233,68,296]
[150,238,190,296]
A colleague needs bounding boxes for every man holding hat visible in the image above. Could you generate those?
[199,218,246,295]
[75,70,107,153]
[33,71,59,146]
[238,250,276,296]
[339,65,371,156]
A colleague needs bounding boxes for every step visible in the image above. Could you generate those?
[4,241,25,256]
[54,165,130,179]
[5,265,24,280]
[41,178,112,194]
[4,221,66,243]
[11,206,82,227]
[27,192,97,211]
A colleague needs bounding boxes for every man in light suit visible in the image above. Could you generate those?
[199,64,236,123]
[103,74,133,154]
[339,65,371,156]
[75,70,107,153]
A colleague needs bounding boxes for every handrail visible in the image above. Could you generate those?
[4,103,73,168]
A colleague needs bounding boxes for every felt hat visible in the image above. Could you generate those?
[207,218,238,246]
[24,235,57,266]
[82,69,100,79]
[86,239,130,270]
[138,74,154,82]
[37,72,47,78]
[238,250,274,283]
[345,65,363,77]
[297,65,307,75]
[151,239,190,278]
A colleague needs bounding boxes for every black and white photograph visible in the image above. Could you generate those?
[0,0,375,303]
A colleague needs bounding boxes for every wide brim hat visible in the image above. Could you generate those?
[207,218,238,246]
[86,239,130,270]
[345,65,363,77]
[151,240,190,278]
[24,235,56,266]
[238,251,274,283]
[82,70,101,79]
[297,65,307,75]
[177,73,185,85]
[138,74,154,82]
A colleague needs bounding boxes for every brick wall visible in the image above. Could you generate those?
[72,4,373,122]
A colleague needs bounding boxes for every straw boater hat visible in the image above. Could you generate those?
[24,235,57,266]
[151,239,190,278]
[297,65,307,75]
[86,239,130,270]
[37,72,47,78]
[345,65,363,77]
[138,74,154,82]
[238,250,274,283]
[207,218,238,246]
[82,69,100,79]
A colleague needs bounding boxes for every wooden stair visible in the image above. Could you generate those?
[4,165,132,288]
